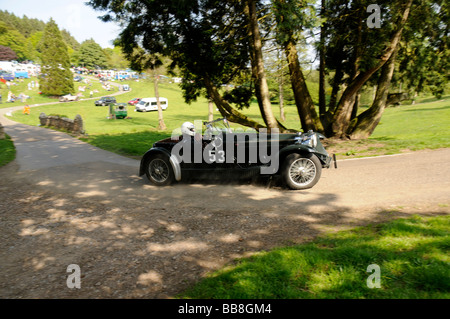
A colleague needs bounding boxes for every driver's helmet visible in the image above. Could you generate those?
[181,122,195,136]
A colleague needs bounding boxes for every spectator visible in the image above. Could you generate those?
[23,105,30,115]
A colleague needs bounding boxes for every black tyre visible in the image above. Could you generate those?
[145,154,175,186]
[281,153,322,190]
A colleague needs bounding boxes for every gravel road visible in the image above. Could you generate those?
[0,107,448,298]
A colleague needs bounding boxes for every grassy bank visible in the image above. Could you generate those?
[179,215,450,299]
[326,98,450,158]
[0,134,16,167]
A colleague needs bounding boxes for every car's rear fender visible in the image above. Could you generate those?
[139,147,182,181]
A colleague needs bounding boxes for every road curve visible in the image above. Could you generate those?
[1,107,449,214]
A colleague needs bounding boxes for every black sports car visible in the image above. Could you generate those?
[139,118,334,189]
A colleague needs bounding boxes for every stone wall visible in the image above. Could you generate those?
[39,113,84,135]
[0,122,5,139]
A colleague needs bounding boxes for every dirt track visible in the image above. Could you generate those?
[0,108,449,298]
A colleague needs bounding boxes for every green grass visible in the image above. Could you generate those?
[5,76,450,159]
[179,215,450,299]
[0,134,16,167]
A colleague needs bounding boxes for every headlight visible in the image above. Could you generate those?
[300,133,317,148]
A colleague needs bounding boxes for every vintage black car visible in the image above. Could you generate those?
[139,118,334,190]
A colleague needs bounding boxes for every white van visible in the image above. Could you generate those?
[135,97,168,112]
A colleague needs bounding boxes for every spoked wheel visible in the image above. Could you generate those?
[145,154,174,186]
[282,153,322,190]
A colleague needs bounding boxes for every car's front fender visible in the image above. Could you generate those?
[278,144,331,168]
[139,147,182,181]
[277,144,314,160]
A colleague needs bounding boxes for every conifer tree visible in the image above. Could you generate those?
[40,19,74,96]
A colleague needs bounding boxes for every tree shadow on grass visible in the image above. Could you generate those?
[180,215,450,299]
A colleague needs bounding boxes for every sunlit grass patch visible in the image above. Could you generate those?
[180,215,450,299]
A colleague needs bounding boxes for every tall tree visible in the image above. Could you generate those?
[245,0,280,130]
[104,46,130,69]
[78,39,108,69]
[330,0,413,138]
[272,0,324,133]
[348,0,447,139]
[395,0,448,100]
[88,0,267,131]
[40,19,74,96]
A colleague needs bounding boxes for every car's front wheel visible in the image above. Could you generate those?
[281,153,322,190]
[145,154,175,186]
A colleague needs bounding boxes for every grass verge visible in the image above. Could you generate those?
[0,134,16,167]
[179,215,450,299]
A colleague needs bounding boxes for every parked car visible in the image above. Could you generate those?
[139,118,335,190]
[95,96,117,106]
[59,94,80,102]
[135,97,168,112]
[128,98,141,106]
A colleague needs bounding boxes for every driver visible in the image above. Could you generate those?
[181,122,202,142]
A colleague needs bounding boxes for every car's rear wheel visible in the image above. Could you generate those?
[145,154,175,186]
[282,153,321,190]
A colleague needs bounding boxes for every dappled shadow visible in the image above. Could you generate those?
[1,155,448,298]
[180,216,449,298]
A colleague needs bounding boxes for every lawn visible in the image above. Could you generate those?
[325,98,450,158]
[5,76,450,158]
[179,215,450,299]
[0,134,16,167]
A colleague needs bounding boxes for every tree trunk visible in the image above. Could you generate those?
[246,0,279,131]
[327,62,343,116]
[349,13,363,122]
[279,76,286,122]
[154,72,166,130]
[348,47,399,139]
[204,76,265,131]
[328,0,413,138]
[208,97,214,122]
[284,37,324,133]
[318,0,327,119]
[351,91,361,120]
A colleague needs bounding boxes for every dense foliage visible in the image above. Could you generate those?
[0,10,128,70]
[39,19,74,96]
